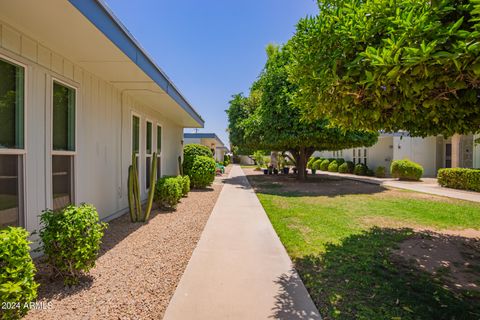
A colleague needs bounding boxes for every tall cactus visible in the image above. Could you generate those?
[127,153,158,222]
[127,164,136,222]
[143,152,157,222]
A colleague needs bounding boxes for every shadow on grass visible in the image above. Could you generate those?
[235,171,388,198]
[294,227,480,320]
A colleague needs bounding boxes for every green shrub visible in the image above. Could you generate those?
[190,156,216,188]
[312,159,324,170]
[345,161,355,173]
[366,168,375,176]
[354,163,367,176]
[390,159,423,181]
[0,227,38,319]
[155,176,182,207]
[223,154,231,166]
[328,161,339,172]
[338,162,349,173]
[375,166,386,178]
[179,175,190,196]
[40,204,107,286]
[307,157,320,169]
[336,158,345,165]
[437,168,480,192]
[183,144,213,176]
[320,159,330,171]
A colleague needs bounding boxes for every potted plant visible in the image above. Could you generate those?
[273,168,279,174]
[263,168,268,175]
[292,167,298,174]
[282,167,289,174]
[268,165,273,175]
[311,168,316,175]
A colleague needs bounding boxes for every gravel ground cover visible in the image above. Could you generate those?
[25,171,229,320]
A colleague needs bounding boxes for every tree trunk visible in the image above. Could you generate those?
[297,148,307,181]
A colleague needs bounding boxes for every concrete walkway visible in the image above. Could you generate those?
[164,165,320,320]
[318,171,480,203]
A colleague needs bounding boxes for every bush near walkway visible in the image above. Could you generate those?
[0,227,38,320]
[183,144,213,177]
[155,176,183,208]
[190,156,216,188]
[438,168,480,192]
[40,204,107,286]
[391,159,423,181]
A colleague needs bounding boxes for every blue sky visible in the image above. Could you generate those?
[104,0,318,147]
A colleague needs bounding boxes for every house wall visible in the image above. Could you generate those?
[0,20,183,236]
[474,134,480,168]
[393,136,437,177]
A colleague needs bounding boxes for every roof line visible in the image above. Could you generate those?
[184,132,227,146]
[67,0,204,126]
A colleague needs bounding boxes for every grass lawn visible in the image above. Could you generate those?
[245,169,480,320]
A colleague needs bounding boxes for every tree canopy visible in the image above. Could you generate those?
[226,44,378,179]
[289,0,480,137]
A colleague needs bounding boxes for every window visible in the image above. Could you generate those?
[52,81,75,210]
[132,115,140,155]
[363,148,367,165]
[0,57,25,227]
[146,121,152,189]
[352,149,356,164]
[156,125,162,179]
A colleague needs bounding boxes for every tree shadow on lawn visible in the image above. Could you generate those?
[237,172,388,198]
[294,227,480,320]
[270,269,322,319]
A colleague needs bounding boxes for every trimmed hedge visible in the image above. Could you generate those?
[338,162,348,173]
[190,156,216,188]
[354,163,367,176]
[183,144,213,176]
[336,158,345,165]
[320,159,330,171]
[180,175,191,196]
[390,159,423,181]
[0,227,38,319]
[307,157,320,169]
[40,204,107,285]
[375,166,386,178]
[155,176,182,207]
[328,160,339,172]
[312,159,324,170]
[437,168,480,192]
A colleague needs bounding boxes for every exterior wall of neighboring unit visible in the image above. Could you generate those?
[393,136,437,177]
[0,20,183,235]
[184,136,226,162]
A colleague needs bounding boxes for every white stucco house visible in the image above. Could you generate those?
[313,132,479,177]
[183,133,229,163]
[0,0,204,232]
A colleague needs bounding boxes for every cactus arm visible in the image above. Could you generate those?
[144,152,157,222]
[132,153,142,222]
[127,165,136,222]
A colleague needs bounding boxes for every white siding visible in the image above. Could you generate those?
[0,19,184,236]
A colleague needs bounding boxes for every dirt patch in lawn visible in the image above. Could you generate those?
[393,232,480,293]
[25,175,226,320]
[243,168,387,197]
[361,216,480,239]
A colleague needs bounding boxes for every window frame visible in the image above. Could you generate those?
[145,119,153,190]
[0,53,27,227]
[131,111,142,192]
[50,77,78,209]
[156,123,163,179]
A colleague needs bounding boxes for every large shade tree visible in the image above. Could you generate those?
[227,44,378,180]
[289,0,480,137]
